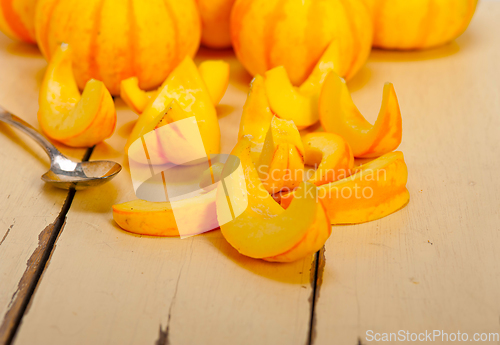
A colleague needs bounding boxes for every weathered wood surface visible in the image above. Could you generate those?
[0,35,88,344]
[9,50,314,345]
[314,2,500,344]
[0,1,499,345]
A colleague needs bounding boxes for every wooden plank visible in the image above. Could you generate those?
[0,34,88,344]
[313,2,500,344]
[12,51,315,345]
[5,2,500,343]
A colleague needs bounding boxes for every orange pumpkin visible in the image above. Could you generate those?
[35,0,201,96]
[230,0,373,85]
[196,0,236,49]
[0,0,37,43]
[363,0,478,50]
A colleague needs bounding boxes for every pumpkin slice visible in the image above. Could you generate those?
[38,43,116,148]
[256,116,305,194]
[120,77,154,115]
[113,189,218,237]
[198,60,230,105]
[302,132,354,186]
[319,72,402,158]
[125,57,220,162]
[127,100,208,168]
[237,75,274,161]
[218,138,331,262]
[120,60,230,114]
[263,41,341,129]
[281,151,410,224]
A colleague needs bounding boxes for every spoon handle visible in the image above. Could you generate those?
[0,109,62,161]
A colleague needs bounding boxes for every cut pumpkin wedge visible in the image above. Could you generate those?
[237,75,275,162]
[125,57,220,163]
[113,189,218,237]
[120,60,230,114]
[281,151,410,224]
[120,77,153,115]
[38,43,116,148]
[302,132,354,186]
[256,116,305,194]
[319,72,403,158]
[264,42,341,129]
[217,138,331,262]
[198,60,230,106]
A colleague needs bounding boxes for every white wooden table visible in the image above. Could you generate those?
[1,2,499,344]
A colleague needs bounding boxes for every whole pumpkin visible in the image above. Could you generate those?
[230,0,373,85]
[196,0,236,49]
[0,0,37,43]
[363,0,478,50]
[35,0,201,96]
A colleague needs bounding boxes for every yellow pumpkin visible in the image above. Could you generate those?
[363,0,478,50]
[35,0,201,96]
[0,0,37,43]
[196,0,236,49]
[230,0,373,85]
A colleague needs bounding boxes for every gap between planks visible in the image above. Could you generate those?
[1,143,329,345]
[0,147,94,345]
[307,247,326,345]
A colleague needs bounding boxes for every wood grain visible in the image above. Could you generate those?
[11,51,315,345]
[1,2,499,344]
[0,34,88,344]
[313,2,500,344]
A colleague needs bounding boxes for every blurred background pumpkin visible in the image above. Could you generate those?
[197,0,236,49]
[0,0,37,43]
[0,0,481,93]
[230,0,373,85]
[35,0,201,96]
[363,0,478,50]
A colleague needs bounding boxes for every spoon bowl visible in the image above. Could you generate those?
[0,109,122,190]
[41,160,122,190]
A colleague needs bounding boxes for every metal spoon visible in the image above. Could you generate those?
[0,109,121,190]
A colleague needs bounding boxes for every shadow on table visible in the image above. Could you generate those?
[74,179,121,213]
[103,215,314,285]
[369,41,461,63]
[6,41,42,58]
[201,230,313,285]
[216,104,235,119]
[347,65,372,93]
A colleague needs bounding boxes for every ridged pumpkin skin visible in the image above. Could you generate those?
[0,0,37,43]
[364,0,478,50]
[231,0,373,85]
[35,0,201,96]
[196,0,236,49]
